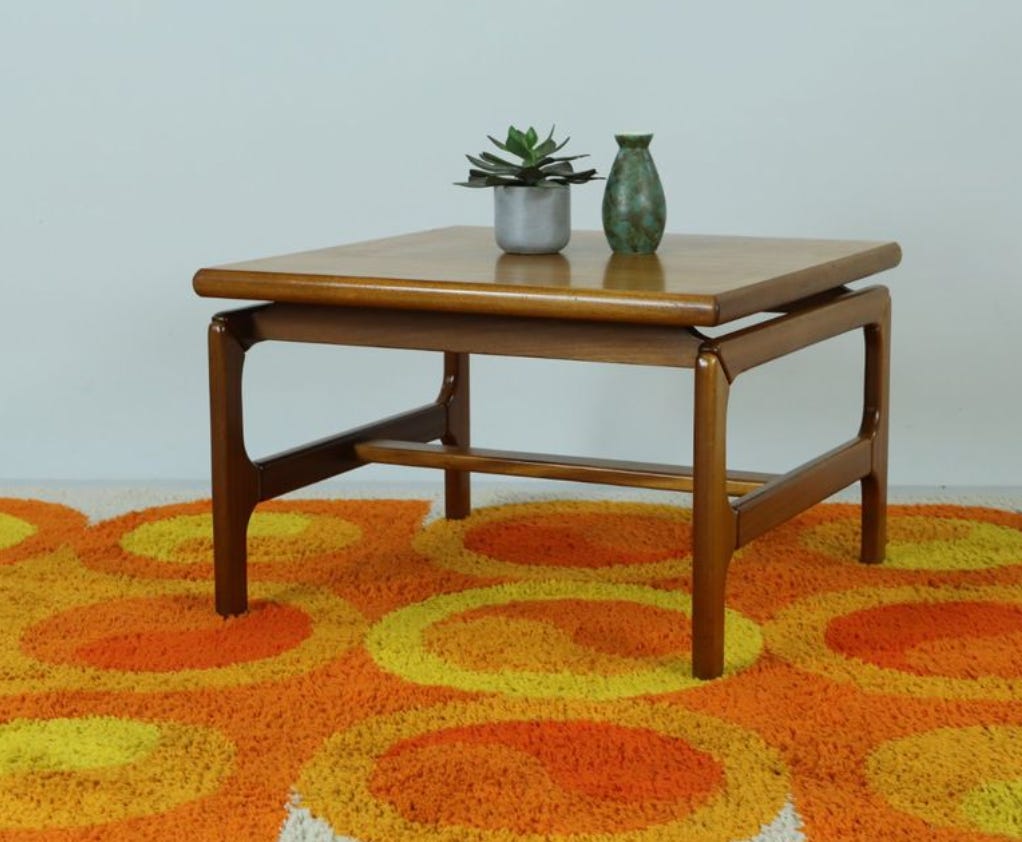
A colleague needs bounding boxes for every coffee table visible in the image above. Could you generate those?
[194,226,900,679]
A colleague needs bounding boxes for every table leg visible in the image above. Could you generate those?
[691,350,737,680]
[859,296,891,564]
[441,352,471,518]
[208,315,259,616]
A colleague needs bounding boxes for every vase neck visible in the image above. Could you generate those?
[614,133,653,149]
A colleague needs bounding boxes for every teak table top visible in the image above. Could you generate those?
[193,226,901,327]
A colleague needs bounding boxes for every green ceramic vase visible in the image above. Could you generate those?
[602,133,666,254]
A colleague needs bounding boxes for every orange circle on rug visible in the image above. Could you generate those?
[294,699,789,841]
[867,724,1022,837]
[0,715,234,829]
[415,501,691,582]
[0,497,87,566]
[766,585,1022,699]
[21,595,312,671]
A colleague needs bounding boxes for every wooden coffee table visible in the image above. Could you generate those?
[194,226,900,679]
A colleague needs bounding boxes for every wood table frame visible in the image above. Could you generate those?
[196,228,897,680]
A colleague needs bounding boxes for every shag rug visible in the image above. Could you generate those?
[1,494,1021,841]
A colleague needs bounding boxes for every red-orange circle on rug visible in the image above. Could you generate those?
[766,584,1022,700]
[415,501,692,582]
[295,699,789,841]
[464,513,690,568]
[21,595,312,671]
[825,600,1022,679]
[370,720,724,834]
[0,498,87,566]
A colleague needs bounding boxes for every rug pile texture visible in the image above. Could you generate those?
[0,495,1021,841]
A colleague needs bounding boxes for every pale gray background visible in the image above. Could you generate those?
[2,1,1020,486]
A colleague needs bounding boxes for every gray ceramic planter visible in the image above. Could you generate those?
[493,185,570,254]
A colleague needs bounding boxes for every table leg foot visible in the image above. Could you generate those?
[692,549,732,680]
[213,500,254,617]
[860,474,886,564]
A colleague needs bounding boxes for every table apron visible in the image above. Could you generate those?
[216,303,705,368]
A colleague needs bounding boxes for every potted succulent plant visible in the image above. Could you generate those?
[457,125,600,254]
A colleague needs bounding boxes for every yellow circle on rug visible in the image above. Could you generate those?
[294,698,789,841]
[119,512,361,564]
[867,724,1022,837]
[766,585,1022,699]
[0,716,234,829]
[415,501,691,582]
[0,513,36,551]
[802,513,1022,571]
[366,581,762,698]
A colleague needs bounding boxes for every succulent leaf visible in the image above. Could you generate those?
[467,154,518,174]
[504,126,530,160]
[537,154,589,166]
[479,151,521,169]
[454,175,495,187]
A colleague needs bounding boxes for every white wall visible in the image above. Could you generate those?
[2,1,1020,485]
